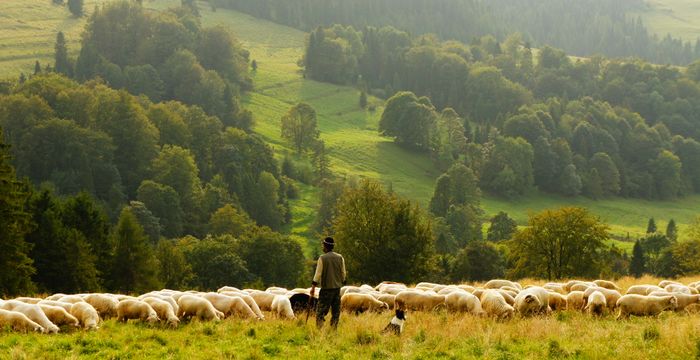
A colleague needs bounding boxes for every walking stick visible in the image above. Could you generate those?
[306,284,316,324]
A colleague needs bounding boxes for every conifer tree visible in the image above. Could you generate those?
[110,207,161,293]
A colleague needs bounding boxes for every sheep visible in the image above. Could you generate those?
[436,286,461,295]
[499,286,520,294]
[177,295,223,322]
[564,280,587,292]
[583,287,621,311]
[116,300,159,324]
[38,300,73,312]
[375,294,396,310]
[217,286,241,293]
[341,293,389,314]
[83,294,119,319]
[664,284,693,294]
[570,283,593,292]
[219,292,264,320]
[38,305,80,329]
[141,297,180,327]
[484,280,522,290]
[44,294,66,301]
[378,285,408,295]
[586,291,607,316]
[416,282,442,289]
[1,301,59,334]
[248,291,276,311]
[58,295,86,304]
[593,280,620,291]
[471,288,486,300]
[457,285,476,293]
[445,291,485,315]
[271,295,295,319]
[648,292,700,311]
[395,290,445,312]
[566,291,585,311]
[265,287,290,296]
[625,285,663,295]
[497,290,517,306]
[543,284,567,295]
[480,290,514,319]
[200,293,257,320]
[547,292,567,311]
[514,287,550,316]
[70,302,100,330]
[13,297,42,304]
[658,280,682,288]
[0,309,44,333]
[616,294,677,319]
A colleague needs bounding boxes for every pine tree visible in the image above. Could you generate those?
[646,218,657,234]
[109,207,161,293]
[630,240,645,278]
[34,61,41,75]
[666,219,678,242]
[54,32,71,76]
[0,128,36,296]
[67,0,83,17]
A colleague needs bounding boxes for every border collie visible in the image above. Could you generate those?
[382,309,405,335]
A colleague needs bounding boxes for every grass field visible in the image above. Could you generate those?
[4,276,700,359]
[1,0,700,251]
[634,0,700,41]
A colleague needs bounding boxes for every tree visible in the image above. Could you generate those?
[137,180,184,238]
[446,205,483,247]
[559,164,582,196]
[481,136,534,198]
[509,207,609,280]
[429,174,452,217]
[109,207,161,293]
[208,204,252,237]
[238,227,305,287]
[646,218,657,234]
[156,239,193,289]
[487,211,517,241]
[639,233,671,275]
[589,152,620,196]
[359,90,368,109]
[182,235,251,289]
[0,128,35,296]
[666,219,678,242]
[313,179,346,233]
[54,32,71,76]
[630,239,645,278]
[34,61,42,75]
[67,0,83,17]
[379,91,435,150]
[281,103,319,154]
[333,179,434,283]
[650,150,681,199]
[451,241,506,281]
[247,171,285,230]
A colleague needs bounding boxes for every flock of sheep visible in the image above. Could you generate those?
[0,278,696,334]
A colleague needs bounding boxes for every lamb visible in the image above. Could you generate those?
[616,294,677,319]
[116,300,159,324]
[341,293,390,314]
[514,287,550,316]
[0,309,44,333]
[395,290,446,312]
[586,291,607,316]
[271,295,295,319]
[1,301,60,334]
[648,292,700,311]
[480,290,514,319]
[484,280,522,290]
[200,293,257,320]
[583,287,621,311]
[547,292,567,311]
[445,291,485,315]
[141,297,180,327]
[566,291,585,311]
[70,302,100,330]
[38,305,80,328]
[83,294,119,319]
[177,295,223,322]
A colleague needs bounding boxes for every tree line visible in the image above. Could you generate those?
[302,24,700,200]
[211,0,700,65]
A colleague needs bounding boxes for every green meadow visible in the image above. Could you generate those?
[1,0,700,252]
[634,0,700,41]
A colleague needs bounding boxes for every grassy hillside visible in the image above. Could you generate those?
[1,0,699,253]
[634,0,700,41]
[4,276,700,359]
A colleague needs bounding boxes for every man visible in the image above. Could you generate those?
[312,236,346,329]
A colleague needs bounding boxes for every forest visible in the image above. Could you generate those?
[213,0,700,65]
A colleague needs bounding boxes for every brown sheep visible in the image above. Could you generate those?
[0,309,44,333]
[616,294,677,319]
[341,293,389,314]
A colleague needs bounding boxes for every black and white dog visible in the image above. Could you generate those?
[382,309,406,335]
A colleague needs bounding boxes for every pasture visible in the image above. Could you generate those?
[3,275,700,359]
[634,0,700,41]
[1,0,700,249]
